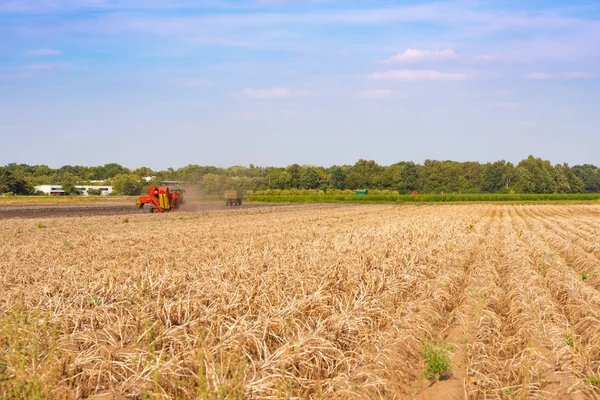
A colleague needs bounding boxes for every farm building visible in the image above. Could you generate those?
[35,185,113,196]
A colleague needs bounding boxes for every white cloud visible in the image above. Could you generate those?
[526,72,552,80]
[384,49,456,64]
[233,87,307,99]
[565,71,597,79]
[26,48,62,56]
[369,69,467,82]
[357,90,408,100]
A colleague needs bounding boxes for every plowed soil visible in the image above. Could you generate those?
[0,202,280,219]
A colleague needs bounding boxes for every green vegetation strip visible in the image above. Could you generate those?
[249,193,600,203]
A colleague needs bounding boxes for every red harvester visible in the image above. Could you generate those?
[136,186,183,213]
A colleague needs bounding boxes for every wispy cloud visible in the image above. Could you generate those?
[526,72,552,80]
[369,69,467,82]
[25,63,71,71]
[454,92,482,99]
[520,120,539,127]
[383,49,456,64]
[26,48,62,56]
[357,90,409,100]
[167,79,211,88]
[491,102,520,109]
[232,87,307,99]
[383,49,494,65]
[565,71,597,79]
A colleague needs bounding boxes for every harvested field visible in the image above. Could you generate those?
[1,204,600,399]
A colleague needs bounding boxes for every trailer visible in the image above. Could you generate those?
[225,190,242,206]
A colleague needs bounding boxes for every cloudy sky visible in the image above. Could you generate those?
[1,0,599,169]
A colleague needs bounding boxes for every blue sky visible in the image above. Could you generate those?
[1,0,599,169]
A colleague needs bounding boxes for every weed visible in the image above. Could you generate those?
[64,242,73,249]
[37,223,46,229]
[587,375,599,387]
[422,339,452,381]
[582,273,591,281]
[460,337,469,344]
[505,388,516,399]
[88,295,103,305]
[565,335,575,347]
[123,218,129,223]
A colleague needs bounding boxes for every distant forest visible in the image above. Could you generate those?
[1,155,600,196]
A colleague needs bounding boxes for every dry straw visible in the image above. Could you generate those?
[1,204,600,398]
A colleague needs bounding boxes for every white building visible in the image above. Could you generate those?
[35,185,113,196]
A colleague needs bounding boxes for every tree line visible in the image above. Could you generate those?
[1,156,600,196]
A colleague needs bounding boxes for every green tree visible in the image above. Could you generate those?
[277,171,293,189]
[0,168,34,194]
[300,168,320,189]
[513,156,557,193]
[329,166,347,190]
[111,174,143,195]
[482,161,515,193]
[572,165,600,193]
[286,164,302,188]
[61,172,80,195]
[346,159,382,189]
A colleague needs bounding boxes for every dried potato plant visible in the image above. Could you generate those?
[1,204,600,399]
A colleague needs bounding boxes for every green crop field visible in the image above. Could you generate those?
[247,193,600,204]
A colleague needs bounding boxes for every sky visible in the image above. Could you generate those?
[1,0,599,170]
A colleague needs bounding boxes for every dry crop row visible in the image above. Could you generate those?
[1,204,600,399]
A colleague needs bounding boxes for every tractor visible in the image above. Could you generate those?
[136,186,183,213]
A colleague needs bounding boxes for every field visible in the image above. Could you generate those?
[247,192,600,203]
[1,204,600,399]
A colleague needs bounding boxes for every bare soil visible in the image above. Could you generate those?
[0,202,281,219]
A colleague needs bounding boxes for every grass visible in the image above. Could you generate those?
[422,339,452,381]
[247,193,600,204]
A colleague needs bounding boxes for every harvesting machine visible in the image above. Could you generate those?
[136,186,183,213]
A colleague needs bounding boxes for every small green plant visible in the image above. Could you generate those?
[64,242,73,249]
[587,375,599,387]
[565,334,575,347]
[505,388,516,399]
[582,273,591,281]
[422,339,452,381]
[567,263,573,268]
[37,223,46,229]
[122,218,129,223]
[88,295,103,305]
[460,337,469,344]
